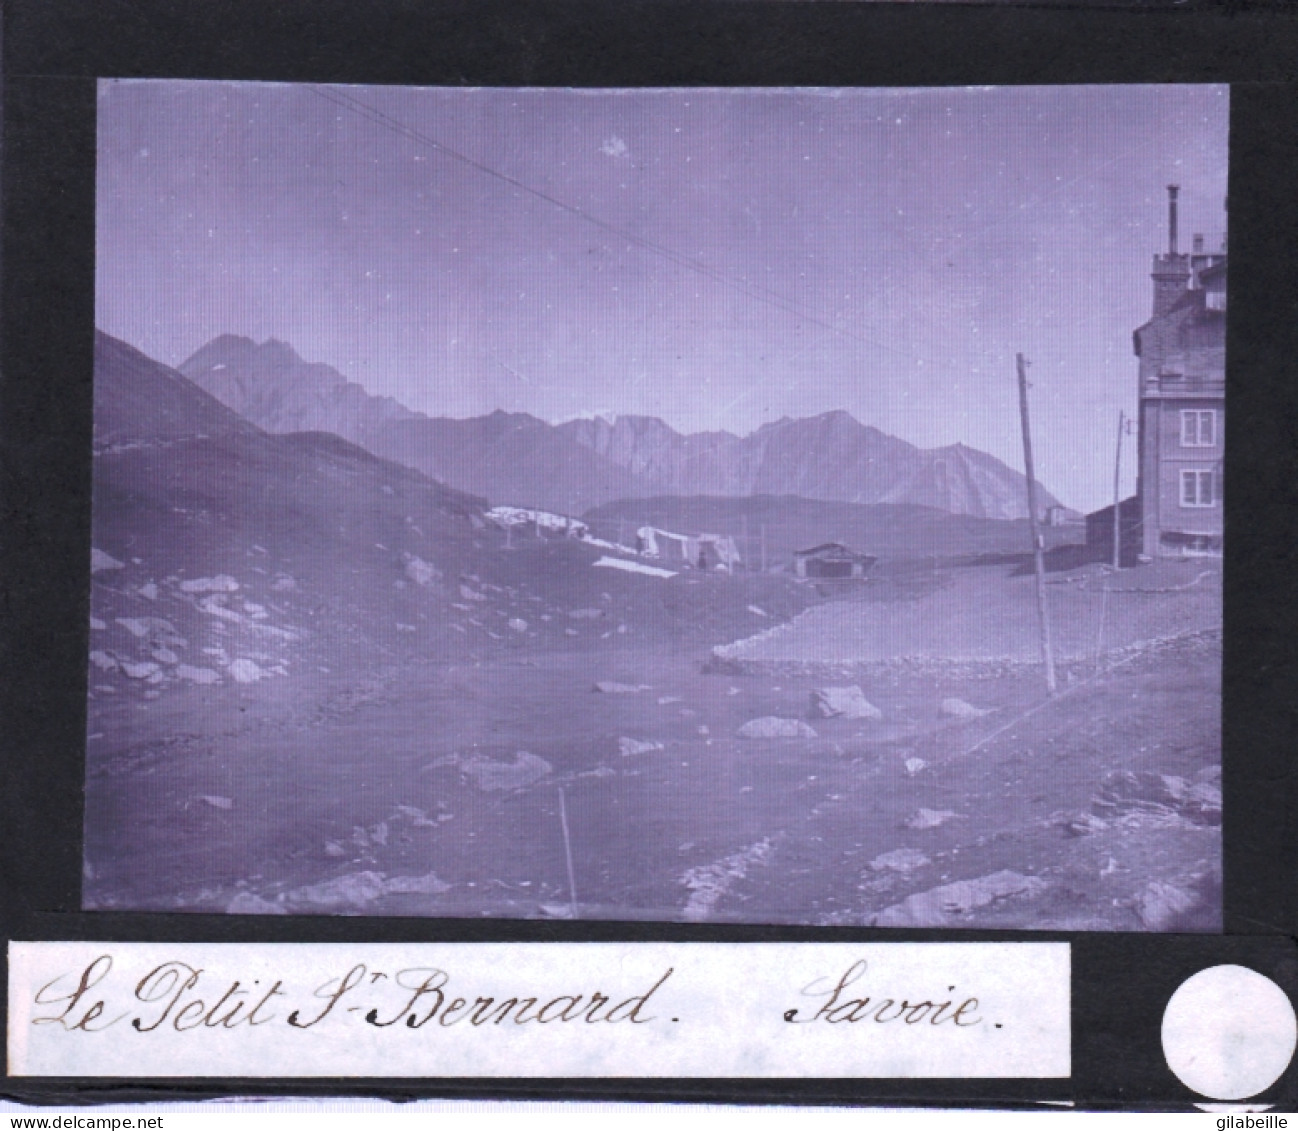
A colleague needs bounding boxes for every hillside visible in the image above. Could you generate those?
[584,495,1082,567]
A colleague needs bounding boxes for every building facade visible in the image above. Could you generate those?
[1133,186,1226,558]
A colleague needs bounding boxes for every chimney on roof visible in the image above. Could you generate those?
[1167,185,1180,256]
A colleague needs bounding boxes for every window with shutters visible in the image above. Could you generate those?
[1180,468,1216,508]
[1180,409,1216,447]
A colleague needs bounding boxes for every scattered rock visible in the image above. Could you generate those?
[810,686,882,720]
[1136,879,1206,932]
[226,892,287,915]
[116,616,183,643]
[507,618,528,633]
[383,872,452,896]
[873,870,1048,927]
[402,553,442,587]
[152,647,180,665]
[747,605,769,617]
[738,716,817,739]
[88,651,118,672]
[272,575,297,592]
[458,585,485,602]
[460,751,553,791]
[568,608,604,620]
[940,698,993,719]
[227,658,265,684]
[324,841,347,858]
[1053,810,1110,837]
[619,737,664,757]
[138,582,158,600]
[681,838,776,922]
[593,681,649,694]
[197,795,233,810]
[1092,770,1221,827]
[902,808,965,830]
[89,617,107,631]
[287,871,388,909]
[904,757,928,775]
[91,548,125,573]
[180,575,240,594]
[121,661,161,680]
[175,665,220,685]
[657,696,683,705]
[870,848,931,873]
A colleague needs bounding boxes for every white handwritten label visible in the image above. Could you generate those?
[8,942,1069,1078]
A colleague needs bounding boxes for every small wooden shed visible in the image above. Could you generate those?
[793,543,876,580]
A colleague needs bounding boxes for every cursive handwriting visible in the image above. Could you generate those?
[783,960,982,1027]
[29,956,674,1035]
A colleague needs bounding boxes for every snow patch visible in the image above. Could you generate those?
[592,556,677,578]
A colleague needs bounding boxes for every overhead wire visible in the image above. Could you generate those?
[309,84,920,364]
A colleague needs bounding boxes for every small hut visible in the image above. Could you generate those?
[793,543,876,580]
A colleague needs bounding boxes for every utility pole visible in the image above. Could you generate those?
[1112,410,1125,572]
[1017,353,1057,694]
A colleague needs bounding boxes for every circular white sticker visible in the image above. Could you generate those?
[1162,965,1297,1100]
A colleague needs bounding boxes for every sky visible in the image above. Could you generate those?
[96,81,1228,511]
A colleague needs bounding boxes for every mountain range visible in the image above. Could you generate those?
[178,335,1062,519]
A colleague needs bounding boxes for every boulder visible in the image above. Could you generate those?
[460,751,552,791]
[738,716,817,739]
[902,808,964,830]
[873,871,1047,928]
[940,698,993,719]
[402,553,442,588]
[810,686,882,720]
[227,658,265,684]
[383,872,452,896]
[869,848,931,873]
[175,665,220,685]
[91,548,125,573]
[287,870,388,909]
[1092,770,1221,827]
[180,575,240,594]
[619,737,664,757]
[593,681,648,694]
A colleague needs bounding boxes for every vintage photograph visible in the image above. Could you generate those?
[85,81,1226,930]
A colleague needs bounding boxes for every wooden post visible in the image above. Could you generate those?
[1017,353,1058,694]
[1112,409,1125,572]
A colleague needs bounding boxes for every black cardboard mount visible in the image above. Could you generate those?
[2,0,1296,1110]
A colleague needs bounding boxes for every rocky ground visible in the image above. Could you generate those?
[83,550,1221,932]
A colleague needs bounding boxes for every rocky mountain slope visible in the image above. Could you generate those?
[560,412,1062,520]
[179,334,417,446]
[178,334,1061,518]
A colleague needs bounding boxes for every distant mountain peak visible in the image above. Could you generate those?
[179,333,417,444]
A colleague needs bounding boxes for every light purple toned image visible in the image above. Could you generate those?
[86,82,1226,928]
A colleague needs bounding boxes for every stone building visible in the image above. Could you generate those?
[1133,186,1226,558]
